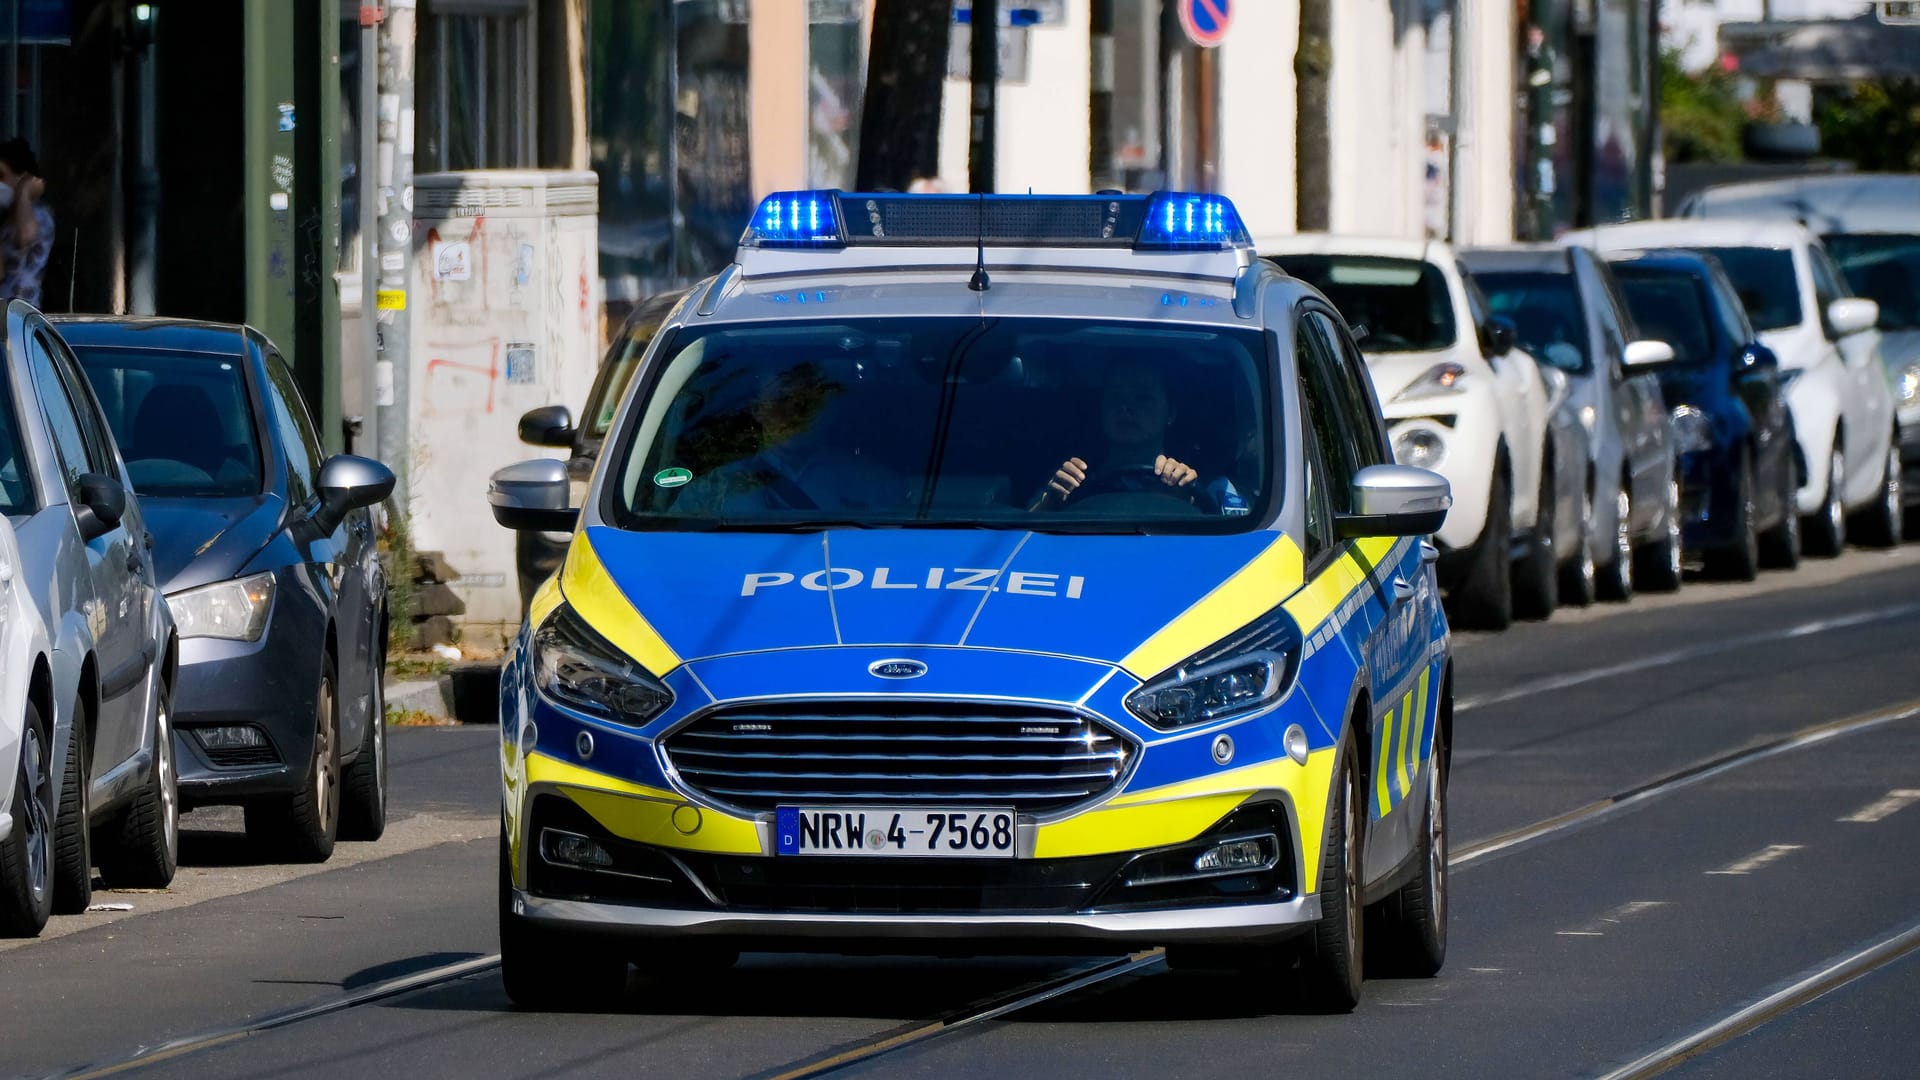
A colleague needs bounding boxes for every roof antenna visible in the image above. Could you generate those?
[968,193,991,292]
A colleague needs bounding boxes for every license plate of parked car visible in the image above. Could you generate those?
[775,807,1016,857]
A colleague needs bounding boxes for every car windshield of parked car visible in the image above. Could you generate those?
[1472,271,1592,374]
[0,381,29,516]
[71,346,265,498]
[1275,256,1457,353]
[587,320,667,441]
[1698,247,1802,333]
[609,317,1274,535]
[1613,267,1716,367]
[1822,235,1920,332]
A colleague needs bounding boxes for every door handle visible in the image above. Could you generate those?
[1420,541,1440,565]
[1392,577,1416,605]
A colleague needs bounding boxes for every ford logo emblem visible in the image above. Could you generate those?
[869,659,928,680]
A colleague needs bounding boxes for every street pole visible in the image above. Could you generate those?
[375,0,416,510]
[129,5,159,315]
[968,0,998,193]
[1090,0,1115,191]
[359,7,380,457]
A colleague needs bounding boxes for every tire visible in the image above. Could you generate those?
[50,710,90,915]
[1849,439,1904,549]
[1367,698,1448,978]
[1803,446,1846,558]
[0,702,56,936]
[245,656,340,863]
[1634,475,1685,593]
[1449,468,1513,631]
[1597,485,1635,603]
[96,679,179,889]
[1759,450,1802,571]
[1559,485,1597,608]
[1293,743,1364,1013]
[500,830,628,1010]
[1511,466,1558,622]
[339,644,388,843]
[1706,452,1761,582]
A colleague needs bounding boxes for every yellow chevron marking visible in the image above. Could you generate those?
[1396,689,1415,799]
[1122,535,1305,679]
[559,531,682,676]
[1376,703,1395,814]
[1408,666,1431,790]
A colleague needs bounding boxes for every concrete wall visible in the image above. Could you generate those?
[1454,0,1516,245]
[1217,0,1300,236]
[1329,0,1431,238]
[937,3,1093,194]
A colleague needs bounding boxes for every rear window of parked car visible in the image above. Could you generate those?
[1613,267,1717,367]
[1275,256,1458,354]
[72,347,266,498]
[1472,271,1593,374]
[1699,247,1803,333]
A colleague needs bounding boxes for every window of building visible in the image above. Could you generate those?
[418,0,537,173]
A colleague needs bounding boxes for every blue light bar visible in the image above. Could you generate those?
[1137,193,1249,250]
[744,190,845,248]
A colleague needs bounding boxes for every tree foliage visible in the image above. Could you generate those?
[1817,78,1920,172]
[1659,48,1747,164]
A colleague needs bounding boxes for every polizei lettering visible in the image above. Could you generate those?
[741,568,1088,599]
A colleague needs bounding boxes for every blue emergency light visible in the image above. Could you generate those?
[739,190,1250,252]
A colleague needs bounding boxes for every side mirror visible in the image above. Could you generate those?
[1337,464,1452,539]
[1623,340,1677,368]
[490,458,579,533]
[73,473,127,541]
[1826,297,1880,338]
[1483,316,1517,359]
[315,454,398,532]
[518,405,577,449]
[1739,343,1780,372]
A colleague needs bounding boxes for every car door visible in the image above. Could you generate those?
[1711,266,1793,495]
[1588,259,1669,523]
[24,327,149,778]
[1460,265,1544,527]
[1811,244,1892,476]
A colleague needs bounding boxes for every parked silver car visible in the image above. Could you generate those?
[0,301,177,936]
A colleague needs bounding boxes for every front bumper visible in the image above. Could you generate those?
[170,615,323,805]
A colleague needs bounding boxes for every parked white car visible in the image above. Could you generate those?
[1262,235,1558,628]
[0,512,55,932]
[1566,219,1902,554]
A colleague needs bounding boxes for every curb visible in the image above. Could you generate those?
[385,678,452,721]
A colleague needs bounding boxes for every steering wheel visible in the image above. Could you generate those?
[1068,464,1193,504]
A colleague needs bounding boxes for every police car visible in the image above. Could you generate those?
[488,190,1456,1012]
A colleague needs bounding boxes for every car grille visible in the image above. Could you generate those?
[662,701,1134,817]
[203,746,281,768]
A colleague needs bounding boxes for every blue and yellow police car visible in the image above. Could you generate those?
[488,190,1455,1012]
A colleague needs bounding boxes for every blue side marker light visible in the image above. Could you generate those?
[745,190,845,248]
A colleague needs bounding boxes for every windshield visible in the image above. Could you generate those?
[1276,256,1457,353]
[1823,235,1920,332]
[0,378,30,515]
[1699,247,1802,332]
[71,346,265,498]
[1473,272,1592,373]
[1613,268,1716,367]
[608,317,1274,535]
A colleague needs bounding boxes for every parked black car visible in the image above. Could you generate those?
[514,287,692,607]
[53,319,394,863]
[1605,250,1801,579]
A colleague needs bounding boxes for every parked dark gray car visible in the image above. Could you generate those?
[0,301,177,936]
[54,318,394,864]
[1462,245,1684,598]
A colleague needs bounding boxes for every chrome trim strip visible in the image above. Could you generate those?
[516,890,1322,943]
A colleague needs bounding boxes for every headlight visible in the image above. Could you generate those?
[1670,405,1714,454]
[1897,363,1920,405]
[167,573,275,642]
[1578,404,1598,436]
[1126,606,1301,730]
[533,605,673,724]
[1392,362,1469,403]
[1393,428,1447,471]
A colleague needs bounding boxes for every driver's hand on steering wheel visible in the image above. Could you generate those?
[1035,457,1089,509]
[1153,455,1199,489]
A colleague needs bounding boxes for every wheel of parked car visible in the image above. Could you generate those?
[1708,451,1761,582]
[50,704,90,914]
[1512,466,1558,622]
[1598,487,1635,603]
[1367,683,1449,978]
[1451,467,1514,631]
[1850,438,1905,549]
[499,830,629,1009]
[96,677,179,889]
[1635,476,1685,593]
[245,655,341,863]
[1760,448,1802,570]
[0,701,56,937]
[1804,447,1847,558]
[340,634,389,843]
[1560,485,1598,608]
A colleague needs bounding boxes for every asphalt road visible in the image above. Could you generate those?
[4,545,1919,1080]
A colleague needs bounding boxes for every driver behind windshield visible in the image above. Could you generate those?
[1029,358,1247,516]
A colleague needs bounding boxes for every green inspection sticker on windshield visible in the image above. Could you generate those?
[654,467,693,489]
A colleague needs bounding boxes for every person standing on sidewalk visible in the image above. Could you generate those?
[0,139,52,306]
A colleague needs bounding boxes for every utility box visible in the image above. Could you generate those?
[409,170,601,631]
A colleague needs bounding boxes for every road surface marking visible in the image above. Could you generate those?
[1706,844,1803,875]
[1557,900,1669,937]
[1839,789,1920,823]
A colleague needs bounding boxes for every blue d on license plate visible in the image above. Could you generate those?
[776,807,1016,858]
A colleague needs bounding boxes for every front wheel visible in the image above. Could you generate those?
[1759,450,1802,570]
[1293,744,1364,1013]
[1803,447,1846,558]
[1706,453,1760,581]
[1449,468,1514,631]
[1559,486,1597,608]
[1635,476,1685,593]
[0,703,55,937]
[1367,695,1448,978]
[96,678,179,889]
[499,831,629,1010]
[1850,440,1904,549]
[1511,465,1558,622]
[1597,486,1635,603]
[339,644,389,842]
[245,657,340,863]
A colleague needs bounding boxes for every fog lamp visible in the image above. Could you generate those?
[540,828,613,869]
[1193,834,1280,875]
[195,725,268,749]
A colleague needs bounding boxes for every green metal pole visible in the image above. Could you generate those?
[244,0,298,367]
[299,0,344,453]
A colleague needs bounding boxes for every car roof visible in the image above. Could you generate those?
[1458,244,1575,273]
[1605,249,1719,276]
[1684,174,1920,234]
[1562,218,1814,252]
[49,316,253,357]
[1253,233,1441,262]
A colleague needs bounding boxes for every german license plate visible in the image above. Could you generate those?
[775,807,1016,858]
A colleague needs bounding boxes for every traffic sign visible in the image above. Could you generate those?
[1179,0,1230,47]
[1876,1,1919,24]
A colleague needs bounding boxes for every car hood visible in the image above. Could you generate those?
[142,495,286,593]
[1757,322,1823,369]
[564,524,1300,674]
